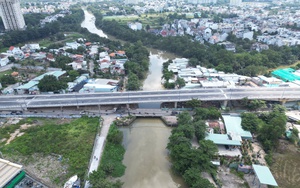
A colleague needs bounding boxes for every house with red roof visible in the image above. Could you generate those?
[7,46,24,60]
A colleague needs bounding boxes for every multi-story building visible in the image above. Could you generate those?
[124,0,142,4]
[230,0,242,6]
[188,0,217,4]
[0,0,25,30]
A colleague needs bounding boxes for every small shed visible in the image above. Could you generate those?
[252,164,278,188]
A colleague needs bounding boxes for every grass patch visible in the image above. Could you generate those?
[268,61,300,72]
[230,168,245,179]
[103,13,168,28]
[88,123,125,187]
[99,124,125,177]
[0,123,21,141]
[271,143,300,188]
[0,70,13,78]
[99,142,126,177]
[1,117,99,185]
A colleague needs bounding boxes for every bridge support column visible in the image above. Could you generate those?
[98,105,101,116]
[223,100,228,108]
[126,104,130,109]
[174,102,178,108]
[280,99,287,105]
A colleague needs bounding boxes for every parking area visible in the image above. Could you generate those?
[15,175,48,188]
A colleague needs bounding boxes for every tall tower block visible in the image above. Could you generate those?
[0,0,25,31]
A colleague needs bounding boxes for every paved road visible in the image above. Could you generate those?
[85,115,115,188]
[0,87,300,109]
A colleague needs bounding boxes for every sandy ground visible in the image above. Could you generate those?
[218,166,267,188]
[251,142,266,165]
[1,118,72,188]
[6,123,33,145]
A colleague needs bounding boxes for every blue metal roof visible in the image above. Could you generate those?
[205,133,241,146]
[33,71,66,81]
[222,114,253,140]
[253,165,278,186]
[16,81,39,89]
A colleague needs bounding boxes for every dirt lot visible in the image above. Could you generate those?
[271,140,300,188]
[217,166,247,188]
[1,118,73,187]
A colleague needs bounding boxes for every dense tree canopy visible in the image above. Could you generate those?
[241,112,263,133]
[50,56,73,70]
[167,110,217,187]
[38,75,67,92]
[0,9,84,48]
[91,11,300,76]
[0,75,16,87]
[126,73,140,91]
[241,105,287,152]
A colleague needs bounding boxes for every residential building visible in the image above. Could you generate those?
[0,53,9,66]
[0,0,26,30]
[124,0,141,4]
[230,0,242,6]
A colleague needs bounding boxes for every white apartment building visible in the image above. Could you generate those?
[124,0,142,4]
[0,0,25,30]
[188,0,217,4]
[230,0,242,6]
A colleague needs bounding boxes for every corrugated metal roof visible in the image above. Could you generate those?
[272,68,300,82]
[205,133,241,146]
[33,71,66,81]
[222,114,253,140]
[253,165,278,186]
[0,159,22,187]
[17,81,39,89]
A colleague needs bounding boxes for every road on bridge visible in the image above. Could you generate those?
[0,87,299,110]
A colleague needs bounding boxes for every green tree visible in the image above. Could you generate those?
[162,70,174,82]
[175,77,185,88]
[77,46,86,54]
[247,99,266,111]
[183,167,215,188]
[0,75,16,86]
[258,111,287,152]
[193,120,207,141]
[188,58,199,67]
[241,112,262,133]
[126,73,140,91]
[68,70,80,80]
[198,140,218,159]
[107,124,123,144]
[37,75,67,92]
[177,111,192,125]
[186,99,201,109]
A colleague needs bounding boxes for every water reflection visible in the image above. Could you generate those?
[120,118,187,188]
[81,11,186,188]
[81,9,108,38]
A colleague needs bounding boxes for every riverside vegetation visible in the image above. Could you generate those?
[88,123,125,188]
[89,4,300,77]
[167,109,221,188]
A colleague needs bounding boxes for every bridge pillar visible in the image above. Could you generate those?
[126,104,130,109]
[174,102,178,108]
[223,100,228,108]
[280,99,287,105]
[98,105,101,115]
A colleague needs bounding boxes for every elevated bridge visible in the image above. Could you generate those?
[0,87,299,110]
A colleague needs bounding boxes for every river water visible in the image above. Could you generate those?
[81,10,185,188]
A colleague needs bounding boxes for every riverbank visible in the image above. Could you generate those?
[120,118,187,188]
[160,116,178,126]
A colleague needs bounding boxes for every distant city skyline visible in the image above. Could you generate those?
[0,0,25,31]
